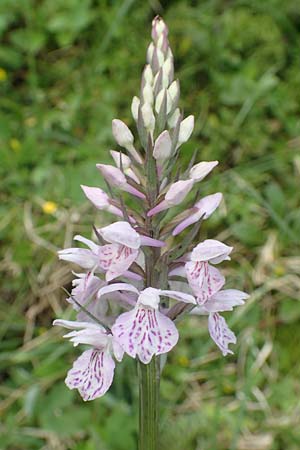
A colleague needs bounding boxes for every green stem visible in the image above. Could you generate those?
[138,357,160,450]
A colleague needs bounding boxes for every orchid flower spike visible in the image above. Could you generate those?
[55,16,249,403]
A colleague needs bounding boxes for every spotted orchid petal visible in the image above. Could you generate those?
[65,348,115,401]
[208,313,236,356]
[99,244,139,281]
[172,193,223,236]
[112,306,179,364]
[185,261,225,304]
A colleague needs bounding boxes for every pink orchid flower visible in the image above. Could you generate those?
[172,193,223,236]
[98,221,165,281]
[53,319,123,401]
[185,239,233,304]
[191,288,249,355]
[59,222,164,282]
[97,283,196,364]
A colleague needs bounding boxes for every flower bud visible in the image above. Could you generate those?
[141,103,155,131]
[168,80,179,103]
[189,161,218,182]
[177,115,194,146]
[162,58,173,88]
[165,179,194,206]
[151,16,168,42]
[147,42,155,63]
[153,130,172,161]
[147,179,194,217]
[143,64,153,85]
[110,150,140,184]
[142,83,154,105]
[112,119,134,147]
[112,119,142,164]
[155,89,172,114]
[110,150,131,169]
[168,108,180,128]
[131,96,140,121]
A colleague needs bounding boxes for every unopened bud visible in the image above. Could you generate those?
[168,108,180,128]
[110,150,140,184]
[143,64,153,85]
[131,96,140,121]
[155,89,172,114]
[162,58,173,88]
[151,16,168,42]
[153,130,172,161]
[189,161,219,182]
[168,80,179,103]
[141,103,155,131]
[178,115,194,145]
[142,83,154,105]
[112,119,142,164]
[147,42,155,63]
[112,119,134,147]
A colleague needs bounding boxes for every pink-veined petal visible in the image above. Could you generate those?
[97,282,139,298]
[112,306,179,364]
[159,290,196,304]
[185,261,225,303]
[203,289,249,313]
[208,313,236,356]
[99,244,139,281]
[65,349,115,401]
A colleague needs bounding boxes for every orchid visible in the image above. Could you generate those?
[54,15,249,449]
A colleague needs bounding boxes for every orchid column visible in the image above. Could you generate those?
[54,16,248,450]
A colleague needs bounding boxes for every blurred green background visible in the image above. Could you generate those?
[1,0,300,449]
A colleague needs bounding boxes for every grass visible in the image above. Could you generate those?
[1,0,300,449]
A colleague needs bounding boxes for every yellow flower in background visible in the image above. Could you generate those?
[42,201,58,215]
[178,355,189,367]
[0,68,7,81]
[25,116,37,127]
[9,138,21,152]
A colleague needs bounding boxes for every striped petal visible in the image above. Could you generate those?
[65,349,115,401]
[112,306,179,364]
